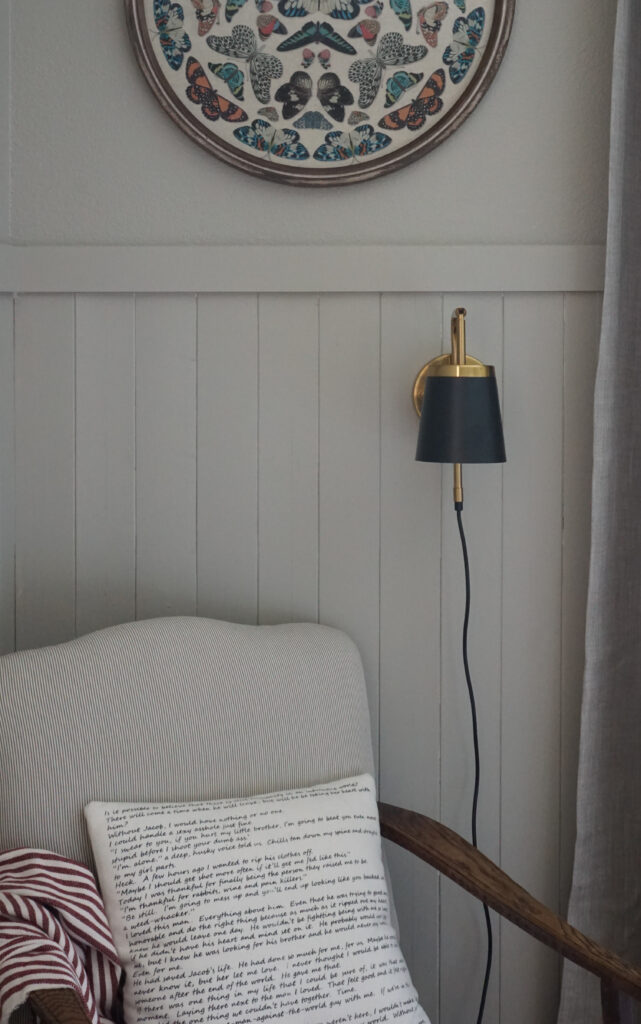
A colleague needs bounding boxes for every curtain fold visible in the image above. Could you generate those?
[558,1,641,1021]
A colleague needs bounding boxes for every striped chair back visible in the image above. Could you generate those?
[0,617,375,866]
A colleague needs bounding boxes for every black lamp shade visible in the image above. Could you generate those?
[416,375,506,464]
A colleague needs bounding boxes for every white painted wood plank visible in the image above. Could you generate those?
[0,245,606,295]
[197,295,259,625]
[75,295,135,635]
[379,293,443,1019]
[257,294,319,624]
[559,292,600,912]
[501,293,565,1024]
[318,293,381,761]
[0,296,14,653]
[0,5,10,241]
[135,295,197,619]
[14,295,75,649]
[439,295,503,1024]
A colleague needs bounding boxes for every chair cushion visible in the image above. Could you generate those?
[0,617,375,866]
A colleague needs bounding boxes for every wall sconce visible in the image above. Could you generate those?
[413,306,505,1024]
[413,307,506,509]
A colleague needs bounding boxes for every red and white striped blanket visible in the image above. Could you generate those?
[0,848,123,1024]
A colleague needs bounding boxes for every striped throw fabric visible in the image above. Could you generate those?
[0,848,123,1024]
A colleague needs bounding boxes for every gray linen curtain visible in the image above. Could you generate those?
[557,1,641,1021]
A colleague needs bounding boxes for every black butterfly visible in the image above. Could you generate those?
[277,19,356,53]
[275,70,353,120]
[317,72,354,121]
[275,71,313,118]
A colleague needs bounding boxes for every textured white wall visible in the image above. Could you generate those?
[8,0,614,245]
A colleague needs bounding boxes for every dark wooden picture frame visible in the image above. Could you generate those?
[125,0,515,185]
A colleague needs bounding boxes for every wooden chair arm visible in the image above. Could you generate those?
[379,801,641,1007]
[28,988,93,1024]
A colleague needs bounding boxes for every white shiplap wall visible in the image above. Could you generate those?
[0,261,601,1024]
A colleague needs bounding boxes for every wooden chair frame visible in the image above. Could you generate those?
[27,802,641,1024]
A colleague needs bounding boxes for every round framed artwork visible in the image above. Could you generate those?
[125,0,515,185]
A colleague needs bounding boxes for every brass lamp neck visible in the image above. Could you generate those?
[452,308,466,508]
[451,307,467,367]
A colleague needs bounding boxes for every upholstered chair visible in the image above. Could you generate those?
[2,616,639,1024]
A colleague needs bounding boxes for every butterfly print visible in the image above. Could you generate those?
[442,6,484,82]
[317,72,354,121]
[454,0,465,9]
[153,0,191,69]
[277,20,356,53]
[293,109,334,129]
[257,105,280,119]
[277,0,364,19]
[313,123,391,160]
[389,0,412,31]
[208,60,245,98]
[384,69,423,106]
[378,66,444,128]
[416,2,448,47]
[185,57,248,120]
[318,48,332,67]
[301,47,315,66]
[234,118,310,158]
[348,31,426,107]
[275,71,313,118]
[365,2,384,14]
[257,12,288,36]
[207,25,283,102]
[191,0,221,33]
[348,18,380,45]
[347,109,369,125]
[256,0,273,10]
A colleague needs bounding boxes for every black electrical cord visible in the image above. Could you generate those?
[455,504,493,1024]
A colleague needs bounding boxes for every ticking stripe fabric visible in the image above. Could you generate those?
[0,618,375,867]
[0,848,123,1024]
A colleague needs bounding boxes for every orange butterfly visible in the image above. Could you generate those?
[378,67,444,130]
[185,57,248,122]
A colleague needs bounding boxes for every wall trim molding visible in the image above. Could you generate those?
[0,244,605,294]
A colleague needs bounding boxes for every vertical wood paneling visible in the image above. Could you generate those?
[257,294,319,624]
[197,294,259,624]
[379,293,443,1018]
[0,286,602,1024]
[0,296,14,653]
[319,293,381,760]
[75,295,135,635]
[439,294,503,1024]
[135,294,197,619]
[501,293,565,1024]
[14,295,75,649]
[560,293,601,910]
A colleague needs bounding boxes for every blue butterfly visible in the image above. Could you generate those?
[153,0,191,69]
[225,0,249,20]
[390,0,412,31]
[293,110,334,129]
[384,70,423,106]
[277,0,364,19]
[454,0,465,8]
[206,60,244,98]
[313,123,391,161]
[208,60,245,98]
[234,118,310,158]
[443,6,484,83]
